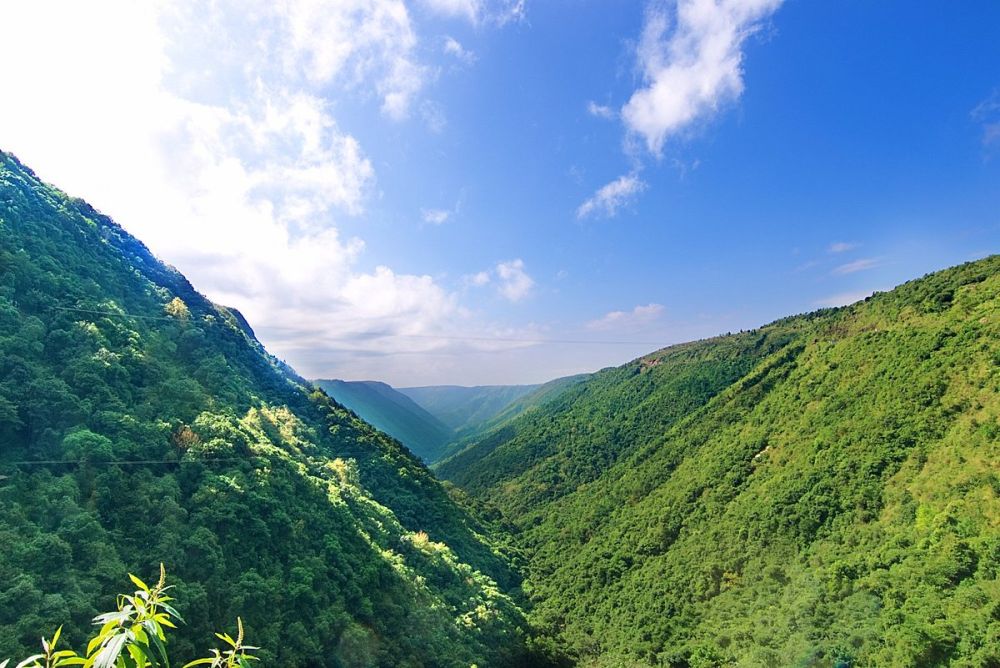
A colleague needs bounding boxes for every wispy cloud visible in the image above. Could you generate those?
[587,101,615,120]
[420,101,448,133]
[420,0,481,22]
[420,194,463,226]
[814,289,883,308]
[443,36,477,64]
[972,90,1000,150]
[622,0,783,155]
[577,172,647,219]
[463,259,534,301]
[496,259,535,301]
[828,241,858,253]
[832,257,880,275]
[587,303,664,330]
[421,208,451,225]
[466,271,491,286]
[420,0,526,25]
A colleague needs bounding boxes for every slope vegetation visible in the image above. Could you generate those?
[0,152,536,666]
[433,374,591,465]
[400,384,540,434]
[314,379,453,463]
[442,256,1000,666]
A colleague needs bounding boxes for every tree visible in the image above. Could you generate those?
[1,566,258,668]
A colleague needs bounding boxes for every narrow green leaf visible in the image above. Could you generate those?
[128,574,150,593]
[159,605,183,623]
[92,633,128,668]
[15,655,44,668]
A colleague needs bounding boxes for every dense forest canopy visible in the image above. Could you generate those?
[0,151,543,667]
[440,255,1000,666]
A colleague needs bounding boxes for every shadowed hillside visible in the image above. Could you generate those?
[314,379,454,462]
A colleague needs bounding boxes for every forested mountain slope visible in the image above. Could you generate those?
[314,379,453,463]
[435,330,804,515]
[441,256,1000,666]
[400,384,540,434]
[433,374,591,466]
[0,152,538,666]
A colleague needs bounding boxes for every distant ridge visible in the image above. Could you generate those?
[399,384,541,433]
[314,379,453,463]
[432,374,592,465]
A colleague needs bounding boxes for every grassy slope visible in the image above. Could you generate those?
[314,379,453,463]
[443,256,1000,666]
[0,152,534,666]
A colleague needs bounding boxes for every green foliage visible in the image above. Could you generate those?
[4,568,258,668]
[0,151,539,666]
[444,255,1000,666]
[399,384,541,435]
[314,380,454,463]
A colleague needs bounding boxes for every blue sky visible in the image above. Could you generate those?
[1,0,998,385]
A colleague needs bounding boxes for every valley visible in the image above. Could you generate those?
[1,151,998,666]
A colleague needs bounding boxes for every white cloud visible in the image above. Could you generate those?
[577,173,647,219]
[467,271,492,286]
[587,101,615,120]
[832,258,880,275]
[421,0,481,22]
[496,259,535,302]
[828,241,858,253]
[587,303,664,330]
[0,0,507,381]
[444,36,477,64]
[420,0,525,25]
[622,0,783,155]
[495,0,527,25]
[420,193,463,225]
[421,208,451,225]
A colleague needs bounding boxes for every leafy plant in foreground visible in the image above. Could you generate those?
[1,567,257,668]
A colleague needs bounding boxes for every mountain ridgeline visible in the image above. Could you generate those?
[438,255,1000,666]
[399,384,541,436]
[314,378,589,465]
[313,379,455,463]
[0,152,544,666]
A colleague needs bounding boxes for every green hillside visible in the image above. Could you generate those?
[314,379,454,463]
[441,256,1000,666]
[433,374,591,465]
[400,384,540,434]
[0,152,539,666]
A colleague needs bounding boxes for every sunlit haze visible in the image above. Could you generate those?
[2,0,997,385]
